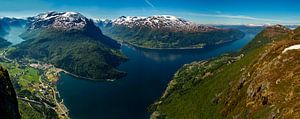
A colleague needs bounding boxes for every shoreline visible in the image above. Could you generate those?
[119,39,240,52]
[57,69,117,82]
[27,63,70,118]
[103,31,243,51]
[121,41,205,51]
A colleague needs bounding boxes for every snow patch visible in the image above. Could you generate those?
[282,44,300,53]
[111,15,216,32]
[30,11,89,30]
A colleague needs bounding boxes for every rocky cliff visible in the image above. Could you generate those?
[0,66,20,119]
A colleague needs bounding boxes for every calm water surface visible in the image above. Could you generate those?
[57,33,256,119]
[3,27,25,45]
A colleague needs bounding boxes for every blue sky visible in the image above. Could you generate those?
[1,0,300,25]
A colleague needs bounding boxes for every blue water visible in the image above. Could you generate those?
[3,27,25,45]
[57,33,256,119]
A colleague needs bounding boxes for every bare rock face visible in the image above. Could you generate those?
[0,66,20,119]
[222,25,300,118]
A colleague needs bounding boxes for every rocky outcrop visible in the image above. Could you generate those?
[0,66,20,119]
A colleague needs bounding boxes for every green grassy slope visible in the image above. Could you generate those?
[102,25,245,49]
[8,28,127,80]
[151,25,300,119]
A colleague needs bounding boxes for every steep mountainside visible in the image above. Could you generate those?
[0,24,8,36]
[96,16,245,49]
[0,17,27,30]
[151,25,300,118]
[8,11,127,80]
[0,66,20,119]
[0,37,12,48]
[216,25,265,34]
[0,24,12,48]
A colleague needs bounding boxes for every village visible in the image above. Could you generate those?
[0,49,69,118]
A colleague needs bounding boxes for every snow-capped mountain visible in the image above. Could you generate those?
[28,11,93,30]
[96,15,217,32]
[10,11,125,81]
[94,19,113,28]
[95,15,244,49]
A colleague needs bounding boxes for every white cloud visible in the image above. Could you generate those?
[186,12,282,22]
[145,0,156,9]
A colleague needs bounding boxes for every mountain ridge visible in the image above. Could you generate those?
[96,15,245,49]
[28,11,90,30]
[96,15,219,32]
[8,11,127,80]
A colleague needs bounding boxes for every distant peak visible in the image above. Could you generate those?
[273,24,285,28]
[114,15,182,21]
[265,24,290,31]
[246,24,262,27]
[151,15,179,20]
[29,11,91,30]
[111,15,216,32]
[113,15,190,27]
[119,16,127,19]
[36,11,84,20]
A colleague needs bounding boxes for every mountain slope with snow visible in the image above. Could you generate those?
[28,11,90,30]
[98,15,217,32]
[112,15,216,32]
[8,11,127,80]
[97,15,245,49]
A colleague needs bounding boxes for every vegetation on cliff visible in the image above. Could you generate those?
[102,25,245,49]
[8,27,127,80]
[151,25,300,119]
[97,16,246,49]
[0,37,12,48]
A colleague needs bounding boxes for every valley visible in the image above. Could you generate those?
[8,12,127,80]
[0,14,263,118]
[57,28,257,119]
[1,0,300,119]
[0,10,295,119]
[0,48,69,118]
[0,17,70,118]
